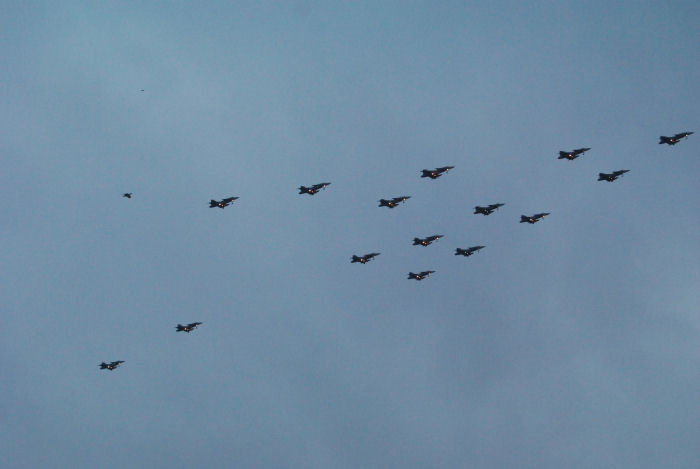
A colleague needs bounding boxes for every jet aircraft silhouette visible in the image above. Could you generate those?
[351,253,380,264]
[209,197,239,208]
[659,132,693,145]
[122,193,132,199]
[378,196,410,208]
[474,203,504,215]
[408,271,435,281]
[520,213,550,224]
[455,246,485,257]
[99,360,124,370]
[598,170,629,182]
[176,322,202,333]
[558,148,591,160]
[413,235,443,246]
[299,182,331,195]
[421,166,454,179]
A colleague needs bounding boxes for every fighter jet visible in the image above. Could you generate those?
[299,182,331,195]
[122,193,132,199]
[598,170,629,182]
[176,322,203,333]
[474,203,504,215]
[378,196,411,208]
[413,235,443,246]
[209,197,239,209]
[455,246,485,257]
[99,360,124,370]
[408,270,435,281]
[659,132,693,145]
[351,253,380,264]
[558,148,591,160]
[421,166,454,179]
[520,213,550,224]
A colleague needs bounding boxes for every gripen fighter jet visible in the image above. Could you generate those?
[122,192,132,199]
[379,196,411,208]
[176,322,202,333]
[351,253,380,264]
[558,148,591,160]
[520,213,550,224]
[455,246,485,257]
[209,197,239,208]
[413,235,443,246]
[408,270,435,281]
[659,132,693,145]
[421,166,454,179]
[474,203,504,215]
[598,170,629,182]
[99,360,124,370]
[299,182,331,195]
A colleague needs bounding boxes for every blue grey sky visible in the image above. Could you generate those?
[2,2,698,468]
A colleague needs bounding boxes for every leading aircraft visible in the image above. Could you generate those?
[99,360,124,370]
[659,132,693,145]
[558,148,591,160]
[299,182,331,195]
[474,203,504,215]
[176,322,203,333]
[455,246,485,257]
[378,196,410,208]
[520,213,550,224]
[122,192,132,199]
[421,166,454,179]
[351,253,380,264]
[598,170,629,182]
[408,270,435,281]
[209,197,239,208]
[413,235,443,246]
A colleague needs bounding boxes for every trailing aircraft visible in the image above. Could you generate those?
[474,203,504,215]
[455,246,485,257]
[299,182,331,195]
[598,169,629,182]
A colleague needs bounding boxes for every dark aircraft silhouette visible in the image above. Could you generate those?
[378,196,411,208]
[598,170,629,182]
[209,197,239,209]
[558,148,591,160]
[520,213,550,224]
[474,203,504,215]
[421,166,454,179]
[351,253,380,264]
[455,246,485,257]
[122,193,132,199]
[99,360,124,370]
[659,132,693,145]
[413,235,443,246]
[299,182,331,195]
[408,270,435,281]
[176,322,202,333]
